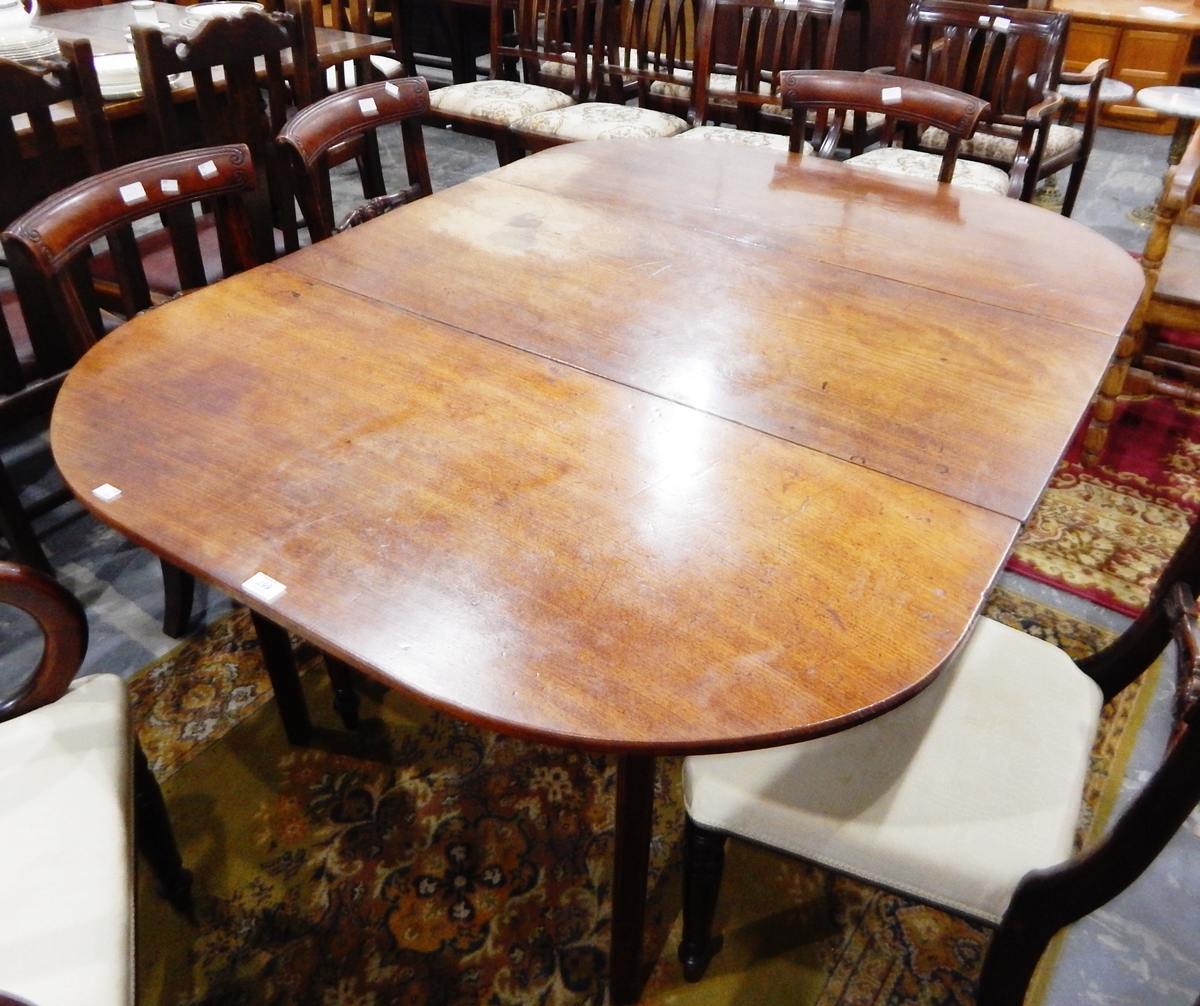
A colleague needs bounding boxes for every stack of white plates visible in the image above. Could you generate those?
[92,51,142,101]
[0,26,60,64]
[179,2,264,30]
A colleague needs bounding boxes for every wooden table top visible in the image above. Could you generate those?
[51,141,1144,754]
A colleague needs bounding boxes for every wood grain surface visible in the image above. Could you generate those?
[51,141,1142,752]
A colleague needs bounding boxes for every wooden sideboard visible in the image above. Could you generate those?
[1055,0,1200,132]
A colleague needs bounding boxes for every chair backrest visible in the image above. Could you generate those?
[897,0,1066,129]
[592,0,703,114]
[1,145,258,360]
[491,0,597,101]
[779,68,991,182]
[131,2,317,262]
[277,77,433,242]
[692,0,846,130]
[0,560,86,722]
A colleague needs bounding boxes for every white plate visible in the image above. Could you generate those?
[98,70,181,102]
[0,25,54,47]
[181,1,263,22]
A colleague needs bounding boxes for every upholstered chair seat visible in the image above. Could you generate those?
[512,102,689,144]
[0,674,133,1006]
[428,78,576,126]
[684,616,1103,925]
[675,124,808,152]
[922,122,1082,165]
[847,146,1012,196]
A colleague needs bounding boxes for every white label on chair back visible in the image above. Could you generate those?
[197,159,219,179]
[881,86,902,104]
[993,15,1011,31]
[978,15,990,26]
[774,0,801,8]
[359,97,380,116]
[160,178,179,195]
[92,483,122,502]
[385,81,400,98]
[118,182,147,206]
[242,571,287,604]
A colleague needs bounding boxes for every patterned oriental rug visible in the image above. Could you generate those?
[1010,367,1200,617]
[133,587,1157,1006]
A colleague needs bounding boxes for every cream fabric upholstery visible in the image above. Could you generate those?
[515,102,689,141]
[0,674,133,1006]
[675,124,807,153]
[847,146,1011,196]
[326,55,405,92]
[922,123,1081,164]
[538,48,636,83]
[651,72,783,114]
[428,79,575,125]
[684,616,1104,925]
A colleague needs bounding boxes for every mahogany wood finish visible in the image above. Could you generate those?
[605,0,702,117]
[780,68,991,181]
[49,140,1142,1003]
[1084,124,1200,465]
[132,2,318,263]
[896,0,1068,200]
[692,0,846,133]
[277,76,433,241]
[0,560,191,911]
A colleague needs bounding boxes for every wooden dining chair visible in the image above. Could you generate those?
[779,69,1014,195]
[678,497,1200,1005]
[894,0,1091,206]
[277,76,433,242]
[1083,124,1200,467]
[0,559,189,1006]
[506,0,696,149]
[422,0,591,166]
[131,1,319,267]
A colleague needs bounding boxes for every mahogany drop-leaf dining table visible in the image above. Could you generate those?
[49,140,1144,1003]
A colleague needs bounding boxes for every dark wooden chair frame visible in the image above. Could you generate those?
[277,76,433,242]
[678,508,1200,1006]
[0,559,192,912]
[780,68,992,184]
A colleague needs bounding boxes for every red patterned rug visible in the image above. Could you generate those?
[1009,340,1200,616]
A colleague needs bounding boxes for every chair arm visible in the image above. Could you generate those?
[0,562,88,722]
[1164,125,1200,212]
[1058,57,1108,88]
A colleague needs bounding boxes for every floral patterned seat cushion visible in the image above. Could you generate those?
[513,102,689,141]
[428,79,575,125]
[651,72,781,113]
[847,147,1011,196]
[921,123,1081,164]
[539,48,637,83]
[675,124,809,153]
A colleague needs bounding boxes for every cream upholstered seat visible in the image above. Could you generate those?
[922,121,1082,165]
[679,510,1200,1005]
[512,101,689,145]
[0,561,190,1006]
[847,146,1012,196]
[684,617,1102,925]
[0,674,133,1006]
[429,78,575,126]
[675,124,807,153]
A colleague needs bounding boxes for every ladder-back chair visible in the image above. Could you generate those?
[678,490,1200,1006]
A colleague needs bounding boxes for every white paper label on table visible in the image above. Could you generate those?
[160,178,179,195]
[1140,5,1185,17]
[881,86,902,105]
[359,96,379,116]
[243,571,286,603]
[92,483,122,502]
[197,159,219,179]
[993,15,1011,31]
[118,182,148,206]
[384,81,400,97]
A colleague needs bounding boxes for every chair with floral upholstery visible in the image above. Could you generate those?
[780,68,1013,195]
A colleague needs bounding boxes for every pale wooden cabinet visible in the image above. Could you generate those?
[1054,0,1200,133]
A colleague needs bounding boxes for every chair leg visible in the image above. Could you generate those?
[248,609,314,746]
[678,816,728,982]
[159,558,195,638]
[1060,160,1087,218]
[974,918,1053,1006]
[0,460,52,574]
[495,134,526,166]
[323,653,361,730]
[133,740,193,913]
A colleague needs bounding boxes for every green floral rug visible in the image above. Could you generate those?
[132,585,1151,1006]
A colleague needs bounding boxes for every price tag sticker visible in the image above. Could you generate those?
[242,571,287,604]
[977,14,990,26]
[119,182,148,206]
[92,483,122,502]
[993,15,1011,31]
[197,159,219,179]
[881,86,902,105]
[160,178,179,195]
[359,97,380,116]
[385,81,400,97]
